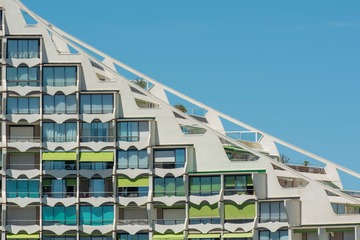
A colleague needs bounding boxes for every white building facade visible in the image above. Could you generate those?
[0,0,359,239]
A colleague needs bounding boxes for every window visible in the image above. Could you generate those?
[81,121,113,142]
[259,230,288,240]
[117,149,148,169]
[79,162,113,170]
[153,148,185,168]
[42,178,76,198]
[189,176,221,196]
[259,202,288,223]
[7,39,40,58]
[118,234,149,240]
[6,179,39,198]
[43,161,76,171]
[7,66,40,86]
[224,175,253,195]
[43,66,77,86]
[117,122,139,141]
[79,237,112,240]
[42,122,77,142]
[7,97,40,114]
[42,206,76,226]
[154,177,185,197]
[118,186,149,197]
[79,205,114,226]
[43,236,76,240]
[43,94,76,114]
[80,94,113,114]
[117,121,149,142]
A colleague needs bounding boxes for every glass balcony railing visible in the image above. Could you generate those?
[43,162,76,171]
[43,192,75,198]
[189,218,220,225]
[190,190,221,197]
[80,192,113,198]
[224,218,254,224]
[224,187,254,196]
[225,131,263,142]
[80,136,115,142]
[153,219,185,225]
[7,192,39,198]
[153,162,185,169]
[153,191,185,197]
[118,190,148,198]
[8,137,40,143]
[117,219,148,225]
[79,162,113,170]
[80,219,113,226]
[42,220,77,226]
[6,219,39,225]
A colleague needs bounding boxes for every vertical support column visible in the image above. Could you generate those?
[355,226,360,240]
[318,228,328,240]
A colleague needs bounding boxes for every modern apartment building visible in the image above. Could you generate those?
[0,0,359,239]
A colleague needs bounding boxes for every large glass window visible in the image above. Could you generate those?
[117,149,148,169]
[79,236,112,240]
[118,234,148,240]
[189,176,221,196]
[79,205,114,226]
[42,206,76,226]
[117,121,151,142]
[42,178,76,198]
[224,175,253,195]
[154,177,185,197]
[80,94,113,114]
[7,39,40,58]
[43,94,76,114]
[42,122,77,142]
[7,97,40,114]
[81,121,113,142]
[153,148,185,168]
[259,230,288,240]
[43,236,76,240]
[7,66,40,86]
[6,179,39,198]
[43,66,77,86]
[259,202,288,223]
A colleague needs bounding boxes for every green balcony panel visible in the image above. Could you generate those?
[42,178,51,186]
[7,233,40,239]
[79,152,114,162]
[118,176,149,187]
[224,201,255,219]
[152,234,184,240]
[66,178,77,186]
[189,203,219,218]
[187,234,220,239]
[42,152,76,161]
[223,232,253,238]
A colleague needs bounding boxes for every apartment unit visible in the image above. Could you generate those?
[0,0,359,239]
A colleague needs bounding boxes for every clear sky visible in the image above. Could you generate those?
[23,0,360,190]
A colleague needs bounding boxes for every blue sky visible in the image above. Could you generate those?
[24,0,360,189]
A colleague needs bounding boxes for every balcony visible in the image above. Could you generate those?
[153,219,185,234]
[79,151,114,175]
[79,178,114,206]
[42,178,77,206]
[153,148,186,177]
[224,219,254,233]
[42,161,76,178]
[286,164,326,174]
[118,187,149,206]
[188,218,221,234]
[43,66,78,95]
[6,206,40,233]
[80,136,115,151]
[6,152,40,178]
[225,131,263,142]
[7,124,40,151]
[117,208,149,234]
[117,121,151,150]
